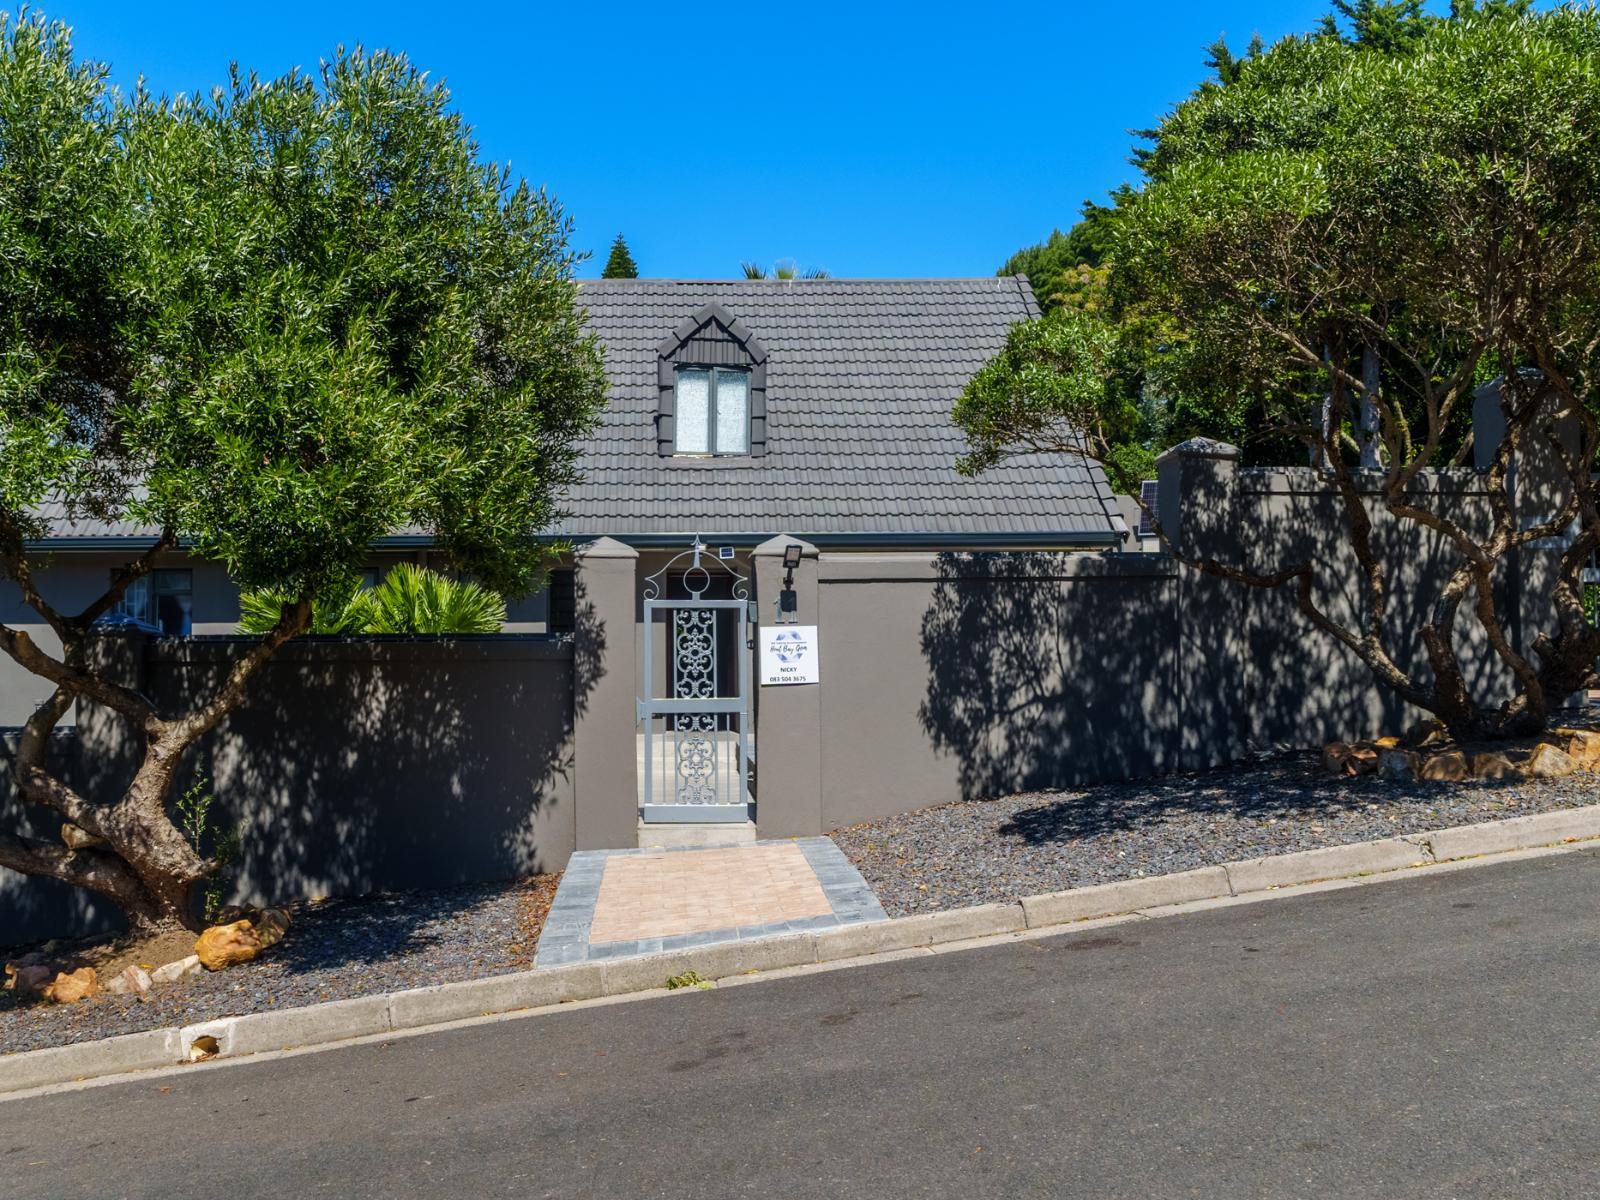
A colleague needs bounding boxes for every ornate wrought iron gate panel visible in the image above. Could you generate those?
[639,539,753,823]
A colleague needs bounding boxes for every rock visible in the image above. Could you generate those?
[1551,729,1600,769]
[1374,735,1403,749]
[150,954,202,984]
[104,965,152,996]
[251,907,291,949]
[195,921,262,971]
[59,822,109,851]
[4,962,52,995]
[42,967,99,1004]
[1322,742,1355,775]
[1526,743,1578,779]
[1348,746,1380,775]
[1471,751,1521,781]
[1421,751,1469,782]
[1377,749,1420,781]
[1405,718,1448,748]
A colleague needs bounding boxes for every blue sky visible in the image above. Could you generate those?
[42,1,1433,278]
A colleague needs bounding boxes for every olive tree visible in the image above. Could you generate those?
[0,15,605,932]
[957,7,1600,740]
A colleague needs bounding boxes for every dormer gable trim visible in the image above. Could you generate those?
[655,303,768,365]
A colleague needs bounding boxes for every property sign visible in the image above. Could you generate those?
[760,625,820,686]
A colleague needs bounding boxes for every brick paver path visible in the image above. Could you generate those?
[587,843,834,943]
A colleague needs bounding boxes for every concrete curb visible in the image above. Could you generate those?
[6,803,1600,1096]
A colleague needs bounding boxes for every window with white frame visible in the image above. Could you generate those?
[674,367,750,456]
[110,569,194,636]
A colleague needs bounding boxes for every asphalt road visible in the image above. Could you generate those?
[7,849,1600,1199]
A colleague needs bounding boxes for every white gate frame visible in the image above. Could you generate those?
[638,538,753,823]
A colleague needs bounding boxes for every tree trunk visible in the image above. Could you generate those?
[1358,345,1382,469]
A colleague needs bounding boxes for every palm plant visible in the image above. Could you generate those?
[740,258,829,280]
[239,564,506,635]
[360,563,507,634]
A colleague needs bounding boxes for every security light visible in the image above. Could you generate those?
[782,543,803,570]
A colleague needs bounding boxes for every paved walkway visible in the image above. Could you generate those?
[536,838,886,966]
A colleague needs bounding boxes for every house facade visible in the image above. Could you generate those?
[4,277,1146,938]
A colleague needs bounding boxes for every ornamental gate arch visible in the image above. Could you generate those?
[638,538,754,823]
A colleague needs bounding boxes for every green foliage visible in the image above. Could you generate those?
[238,564,507,635]
[357,563,508,634]
[740,259,829,280]
[0,24,606,609]
[955,308,1154,492]
[997,196,1124,313]
[973,4,1600,487]
[0,12,125,545]
[665,970,712,990]
[237,572,371,635]
[173,780,239,923]
[601,233,638,278]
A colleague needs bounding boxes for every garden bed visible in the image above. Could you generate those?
[0,872,559,1058]
[832,751,1600,918]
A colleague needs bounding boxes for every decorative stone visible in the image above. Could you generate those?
[59,823,109,851]
[1551,729,1600,769]
[251,907,291,949]
[151,954,202,984]
[104,965,152,996]
[1377,749,1420,781]
[1321,742,1354,775]
[1471,752,1520,781]
[1374,735,1402,749]
[1421,751,1469,783]
[42,967,99,1004]
[4,962,52,995]
[1525,743,1578,779]
[1348,746,1380,775]
[195,921,263,971]
[1405,718,1448,748]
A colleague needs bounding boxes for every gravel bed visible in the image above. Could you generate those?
[831,754,1600,918]
[1,874,555,1058]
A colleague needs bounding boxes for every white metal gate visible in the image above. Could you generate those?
[638,538,753,822]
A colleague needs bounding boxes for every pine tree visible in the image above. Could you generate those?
[601,233,638,278]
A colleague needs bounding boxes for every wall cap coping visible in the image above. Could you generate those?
[752,535,819,559]
[574,535,639,561]
[1155,437,1241,464]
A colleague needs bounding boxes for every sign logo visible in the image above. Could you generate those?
[772,629,808,664]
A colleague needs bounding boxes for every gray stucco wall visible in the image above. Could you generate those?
[752,444,1571,835]
[2,634,578,946]
[815,552,1180,827]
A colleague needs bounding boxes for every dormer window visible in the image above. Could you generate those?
[656,303,768,459]
[675,367,750,456]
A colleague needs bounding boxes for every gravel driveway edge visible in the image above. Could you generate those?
[6,803,1599,1099]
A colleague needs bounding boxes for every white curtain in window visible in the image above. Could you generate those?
[715,370,749,454]
[675,369,711,454]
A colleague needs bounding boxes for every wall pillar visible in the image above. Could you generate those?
[751,535,822,839]
[573,537,640,851]
[1156,438,1245,770]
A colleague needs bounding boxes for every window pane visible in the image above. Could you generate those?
[154,570,193,636]
[675,369,710,454]
[714,370,749,454]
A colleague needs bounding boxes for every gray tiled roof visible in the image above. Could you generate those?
[557,277,1119,543]
[27,278,1120,547]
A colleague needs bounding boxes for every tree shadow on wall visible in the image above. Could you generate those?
[917,552,1183,802]
[2,587,601,957]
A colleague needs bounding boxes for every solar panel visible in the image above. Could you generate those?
[1138,479,1158,538]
